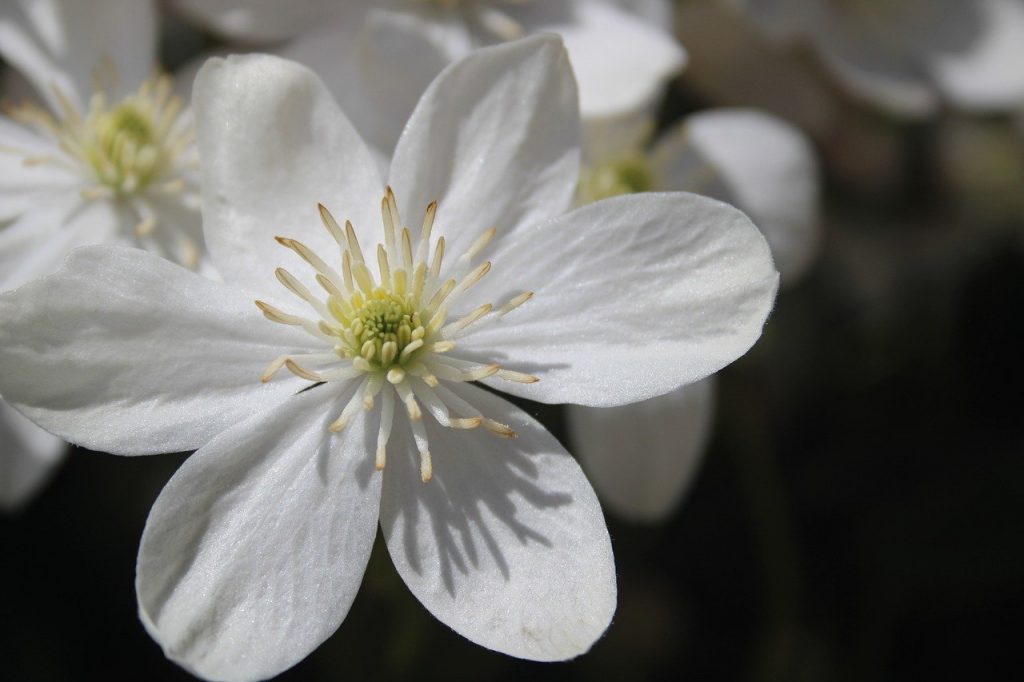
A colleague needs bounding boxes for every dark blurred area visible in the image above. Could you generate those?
[3,1,1024,680]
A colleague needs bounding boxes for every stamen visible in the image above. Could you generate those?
[496,369,540,384]
[442,303,493,337]
[276,236,345,292]
[329,383,367,432]
[255,300,303,326]
[261,355,289,382]
[344,220,365,263]
[318,203,346,246]
[285,359,325,382]
[394,381,422,421]
[496,291,533,316]
[376,387,395,470]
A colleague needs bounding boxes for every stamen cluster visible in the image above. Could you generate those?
[258,188,538,481]
[5,67,194,197]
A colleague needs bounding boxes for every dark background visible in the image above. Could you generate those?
[3,3,1024,680]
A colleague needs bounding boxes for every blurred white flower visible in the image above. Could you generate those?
[0,0,205,509]
[736,0,1024,116]
[0,0,203,287]
[174,0,686,156]
[0,401,62,511]
[570,107,815,522]
[0,37,777,680]
[581,108,820,285]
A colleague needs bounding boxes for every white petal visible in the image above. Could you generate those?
[522,0,686,119]
[388,34,580,266]
[137,386,382,682]
[0,196,123,292]
[567,377,715,523]
[659,109,821,284]
[174,0,354,43]
[0,117,80,222]
[0,245,310,455]
[380,383,615,661]
[350,10,455,157]
[928,0,1024,112]
[0,399,65,511]
[0,0,156,108]
[194,54,383,301]
[459,192,779,407]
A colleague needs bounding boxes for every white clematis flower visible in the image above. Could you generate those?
[174,0,686,154]
[0,37,777,680]
[0,0,204,509]
[735,0,1024,116]
[571,107,816,522]
[0,0,204,287]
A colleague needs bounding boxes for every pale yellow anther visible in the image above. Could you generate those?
[318,203,346,245]
[285,359,323,382]
[387,367,406,384]
[380,341,398,366]
[497,369,540,384]
[261,355,289,383]
[255,300,302,326]
[462,363,500,381]
[420,451,433,483]
[399,338,424,362]
[484,419,517,438]
[497,291,533,316]
[344,220,365,263]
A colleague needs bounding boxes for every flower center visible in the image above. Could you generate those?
[257,188,537,482]
[2,68,194,197]
[577,154,655,205]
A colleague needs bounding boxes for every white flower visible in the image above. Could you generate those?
[0,37,777,681]
[581,108,821,285]
[0,0,204,289]
[0,0,204,509]
[174,0,686,155]
[570,107,817,521]
[736,0,1024,116]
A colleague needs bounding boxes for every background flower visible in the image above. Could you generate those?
[0,0,206,511]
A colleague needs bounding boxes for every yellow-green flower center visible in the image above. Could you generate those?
[256,189,539,482]
[330,291,426,372]
[3,71,193,197]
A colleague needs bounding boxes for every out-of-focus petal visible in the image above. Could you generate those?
[567,377,715,522]
[657,109,821,284]
[0,0,156,108]
[0,400,65,511]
